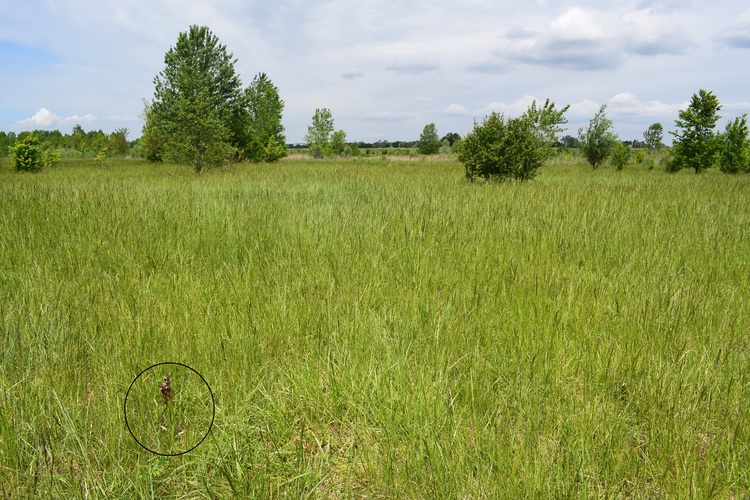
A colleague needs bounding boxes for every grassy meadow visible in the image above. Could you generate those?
[1,156,749,497]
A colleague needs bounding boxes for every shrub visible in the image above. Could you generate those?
[718,114,750,174]
[610,142,631,170]
[458,99,568,182]
[633,150,647,164]
[579,104,617,169]
[10,136,60,172]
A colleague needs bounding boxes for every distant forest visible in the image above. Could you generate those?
[0,127,649,158]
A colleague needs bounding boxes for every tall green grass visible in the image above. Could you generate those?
[1,157,749,497]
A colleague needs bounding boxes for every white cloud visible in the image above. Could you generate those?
[550,7,608,43]
[60,113,97,125]
[716,9,750,48]
[494,5,693,71]
[362,111,415,121]
[623,9,691,55]
[16,108,98,129]
[607,93,686,117]
[568,99,604,119]
[19,108,61,127]
[443,104,471,116]
[477,95,540,117]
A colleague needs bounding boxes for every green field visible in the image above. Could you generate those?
[1,157,749,497]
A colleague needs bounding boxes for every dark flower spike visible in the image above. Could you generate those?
[160,375,172,405]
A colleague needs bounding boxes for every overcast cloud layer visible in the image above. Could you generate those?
[1,0,749,142]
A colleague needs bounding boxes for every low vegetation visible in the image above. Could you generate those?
[1,156,748,497]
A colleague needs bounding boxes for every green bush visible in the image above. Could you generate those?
[9,136,60,172]
[610,142,631,170]
[579,104,617,169]
[719,114,750,174]
[458,99,568,182]
[633,150,647,164]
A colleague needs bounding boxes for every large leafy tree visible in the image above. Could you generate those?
[144,25,245,172]
[242,73,287,162]
[458,99,568,182]
[669,89,722,174]
[578,104,617,169]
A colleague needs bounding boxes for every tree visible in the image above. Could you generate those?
[331,130,348,156]
[70,124,87,153]
[0,131,15,157]
[139,99,166,162]
[418,123,441,155]
[579,104,618,169]
[457,99,569,182]
[440,132,461,147]
[109,128,130,156]
[560,135,580,148]
[643,123,663,151]
[610,141,631,170]
[719,114,750,174]
[243,73,287,162]
[669,89,722,174]
[144,25,245,172]
[306,108,334,159]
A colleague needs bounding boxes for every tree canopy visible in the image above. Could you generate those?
[142,25,286,171]
[669,89,722,174]
[242,73,287,162]
[306,108,335,159]
[578,104,618,170]
[458,99,568,182]
[418,123,441,155]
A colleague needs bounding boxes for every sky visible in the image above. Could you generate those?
[1,0,749,144]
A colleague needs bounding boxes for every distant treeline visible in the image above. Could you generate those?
[0,128,650,159]
[0,126,132,157]
[290,135,648,150]
[288,140,422,150]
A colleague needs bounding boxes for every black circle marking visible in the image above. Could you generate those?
[124,362,215,456]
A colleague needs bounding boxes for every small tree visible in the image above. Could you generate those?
[610,142,631,170]
[458,99,568,182]
[10,135,60,172]
[440,132,461,147]
[306,108,335,159]
[139,100,166,162]
[243,73,287,162]
[418,123,441,155]
[643,123,664,151]
[331,130,348,156]
[669,89,722,174]
[579,104,617,169]
[0,131,16,157]
[719,114,750,174]
[109,128,130,156]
